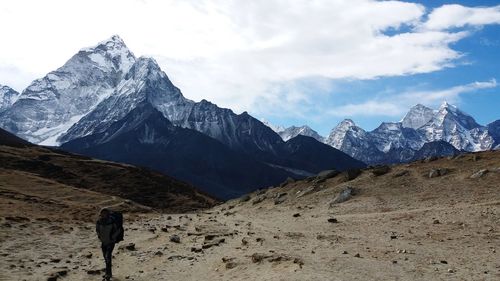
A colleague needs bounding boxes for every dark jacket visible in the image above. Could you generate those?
[96,216,119,246]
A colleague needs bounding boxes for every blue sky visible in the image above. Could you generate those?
[256,1,500,135]
[0,0,499,136]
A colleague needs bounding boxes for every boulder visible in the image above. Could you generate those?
[239,194,251,203]
[470,169,489,179]
[372,165,390,176]
[315,170,339,183]
[330,187,355,206]
[343,169,362,181]
[252,195,266,205]
[274,193,288,205]
[428,168,449,178]
[392,170,409,178]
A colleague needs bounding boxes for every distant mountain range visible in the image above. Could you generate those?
[271,102,499,165]
[0,35,365,199]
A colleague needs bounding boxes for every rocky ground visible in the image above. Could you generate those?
[1,151,499,281]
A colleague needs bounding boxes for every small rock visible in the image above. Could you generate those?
[274,193,288,205]
[429,168,449,178]
[252,195,266,205]
[448,268,455,273]
[470,169,489,179]
[354,253,361,258]
[327,218,338,223]
[170,235,181,243]
[433,219,440,224]
[293,257,304,268]
[372,165,390,176]
[225,261,237,269]
[122,243,136,251]
[154,251,163,256]
[392,260,398,264]
[315,170,339,183]
[440,260,448,264]
[342,250,348,254]
[86,269,102,275]
[239,194,251,203]
[293,213,301,218]
[251,253,268,263]
[392,170,409,178]
[241,237,249,246]
[191,247,203,253]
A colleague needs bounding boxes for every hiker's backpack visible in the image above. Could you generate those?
[110,211,124,243]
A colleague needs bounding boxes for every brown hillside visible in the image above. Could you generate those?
[0,141,217,216]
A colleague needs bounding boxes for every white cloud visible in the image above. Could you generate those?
[327,79,498,117]
[0,0,498,117]
[328,101,403,117]
[423,4,500,30]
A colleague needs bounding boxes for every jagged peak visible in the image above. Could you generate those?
[436,101,473,118]
[0,85,17,93]
[82,34,128,52]
[337,119,356,128]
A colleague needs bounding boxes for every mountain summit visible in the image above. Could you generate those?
[0,35,136,145]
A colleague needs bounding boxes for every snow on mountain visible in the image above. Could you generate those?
[261,119,285,134]
[0,35,136,145]
[401,104,436,129]
[418,102,492,151]
[370,122,423,153]
[325,102,496,164]
[60,53,283,157]
[0,85,20,112]
[278,126,324,142]
[325,119,384,164]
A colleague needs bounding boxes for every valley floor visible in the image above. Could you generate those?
[1,151,500,281]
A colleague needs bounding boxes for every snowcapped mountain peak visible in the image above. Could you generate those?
[78,34,136,75]
[261,119,286,133]
[82,34,128,53]
[278,125,324,142]
[432,101,478,130]
[337,119,356,129]
[325,119,365,149]
[401,104,435,129]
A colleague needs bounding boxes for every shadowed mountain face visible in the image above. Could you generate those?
[0,127,217,212]
[61,103,294,199]
[278,135,365,173]
[488,120,500,149]
[411,140,461,161]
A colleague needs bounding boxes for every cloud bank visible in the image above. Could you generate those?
[0,0,499,116]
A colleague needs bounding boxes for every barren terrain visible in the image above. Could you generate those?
[1,151,499,281]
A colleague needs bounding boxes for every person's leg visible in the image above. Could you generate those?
[101,244,109,279]
[104,243,115,278]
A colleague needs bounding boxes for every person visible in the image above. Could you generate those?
[96,208,120,281]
